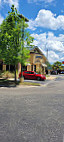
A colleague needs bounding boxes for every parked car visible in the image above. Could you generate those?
[60,71,64,74]
[19,71,46,81]
[51,70,57,75]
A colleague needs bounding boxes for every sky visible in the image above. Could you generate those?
[0,0,64,64]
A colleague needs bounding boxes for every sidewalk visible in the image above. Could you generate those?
[46,75,57,80]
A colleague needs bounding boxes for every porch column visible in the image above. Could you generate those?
[3,64,6,71]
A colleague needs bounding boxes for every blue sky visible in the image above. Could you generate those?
[0,0,64,64]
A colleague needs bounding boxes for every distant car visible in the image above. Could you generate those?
[19,71,46,81]
[51,70,57,75]
[60,71,64,74]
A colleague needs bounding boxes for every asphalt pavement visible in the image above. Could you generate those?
[24,74,64,86]
[0,75,64,142]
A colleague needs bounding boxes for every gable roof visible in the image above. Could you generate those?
[30,46,52,68]
[30,46,47,61]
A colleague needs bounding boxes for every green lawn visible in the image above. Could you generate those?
[19,82,40,86]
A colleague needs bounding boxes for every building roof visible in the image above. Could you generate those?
[30,46,48,61]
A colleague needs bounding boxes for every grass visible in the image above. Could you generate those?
[46,75,50,77]
[19,82,40,86]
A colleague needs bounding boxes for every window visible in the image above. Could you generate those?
[30,72,34,74]
[0,61,3,71]
[23,66,27,71]
[6,65,9,71]
[25,71,29,74]
[10,65,15,71]
[34,65,36,72]
[31,65,33,71]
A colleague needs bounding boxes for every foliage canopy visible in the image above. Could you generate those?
[0,5,34,82]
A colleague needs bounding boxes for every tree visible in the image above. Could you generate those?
[52,61,62,70]
[0,5,34,83]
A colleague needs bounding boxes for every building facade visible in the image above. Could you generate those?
[0,46,48,74]
[18,46,47,74]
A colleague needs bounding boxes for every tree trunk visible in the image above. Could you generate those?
[20,63,24,83]
[21,63,23,77]
[15,65,16,85]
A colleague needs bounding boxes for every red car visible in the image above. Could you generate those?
[19,71,46,81]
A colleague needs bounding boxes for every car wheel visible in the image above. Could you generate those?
[42,79,45,81]
[37,77,41,81]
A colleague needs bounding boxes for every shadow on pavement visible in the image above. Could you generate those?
[0,79,19,88]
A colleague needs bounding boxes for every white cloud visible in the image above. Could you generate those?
[28,20,36,31]
[46,40,64,52]
[48,51,59,63]
[0,14,4,24]
[28,0,54,3]
[61,10,64,13]
[61,57,64,61]
[28,9,64,30]
[31,32,64,63]
[0,0,19,8]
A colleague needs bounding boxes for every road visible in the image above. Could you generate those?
[0,75,64,142]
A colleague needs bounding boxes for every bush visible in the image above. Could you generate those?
[0,71,14,79]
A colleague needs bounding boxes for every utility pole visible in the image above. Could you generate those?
[47,49,48,60]
[46,48,49,74]
[19,14,29,82]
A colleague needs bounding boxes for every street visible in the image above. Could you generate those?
[0,75,64,142]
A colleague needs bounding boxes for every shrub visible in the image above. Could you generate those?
[0,71,14,79]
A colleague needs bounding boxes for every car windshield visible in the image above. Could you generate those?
[35,72,38,74]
